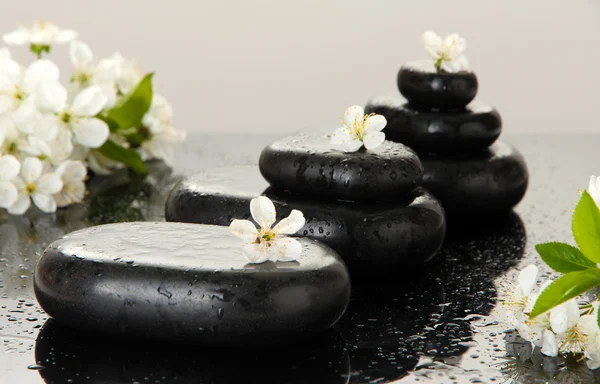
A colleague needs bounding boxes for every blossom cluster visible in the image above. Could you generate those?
[0,21,184,215]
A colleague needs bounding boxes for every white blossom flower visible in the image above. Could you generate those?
[581,312,600,369]
[35,80,109,148]
[330,105,386,153]
[140,94,185,165]
[422,31,469,73]
[588,176,600,208]
[0,117,25,156]
[107,52,143,95]
[543,299,584,356]
[0,154,20,209]
[7,157,62,214]
[0,59,59,133]
[53,160,86,207]
[20,130,73,165]
[69,40,120,108]
[3,21,76,47]
[229,196,306,263]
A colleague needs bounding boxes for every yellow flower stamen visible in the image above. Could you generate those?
[340,112,376,141]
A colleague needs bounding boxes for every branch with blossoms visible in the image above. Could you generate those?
[0,21,185,215]
[502,176,600,369]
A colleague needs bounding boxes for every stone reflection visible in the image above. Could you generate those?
[34,319,350,384]
[334,212,526,383]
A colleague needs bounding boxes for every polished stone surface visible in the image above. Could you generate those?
[259,134,423,201]
[2,133,600,384]
[34,223,350,343]
[420,141,529,215]
[165,165,446,272]
[397,60,478,109]
[365,96,502,151]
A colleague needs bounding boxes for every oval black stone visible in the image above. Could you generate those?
[165,165,446,272]
[420,141,528,215]
[258,134,423,201]
[365,96,502,152]
[398,60,478,109]
[34,223,351,344]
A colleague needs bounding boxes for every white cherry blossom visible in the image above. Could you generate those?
[3,21,76,47]
[422,31,469,73]
[581,313,600,369]
[7,157,62,214]
[35,80,109,148]
[0,154,20,209]
[106,52,143,95]
[53,160,86,207]
[230,196,306,263]
[20,130,73,165]
[330,105,386,152]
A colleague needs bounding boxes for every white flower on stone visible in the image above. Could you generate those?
[588,176,600,208]
[141,94,186,165]
[330,105,386,153]
[3,21,76,47]
[35,80,109,148]
[422,31,469,73]
[229,196,306,264]
[0,154,20,209]
[69,41,120,108]
[581,312,600,369]
[7,157,62,214]
[546,299,585,355]
[53,160,87,207]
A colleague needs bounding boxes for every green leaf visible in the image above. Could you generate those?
[572,191,600,262]
[530,269,600,318]
[97,140,148,175]
[536,242,596,273]
[103,73,154,130]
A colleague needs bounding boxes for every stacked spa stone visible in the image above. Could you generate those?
[365,60,528,215]
[166,134,447,274]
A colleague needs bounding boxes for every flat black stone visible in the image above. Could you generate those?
[165,165,446,272]
[34,223,351,344]
[420,141,528,215]
[398,60,478,109]
[365,96,502,152]
[258,134,423,201]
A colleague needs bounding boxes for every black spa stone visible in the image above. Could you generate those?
[34,223,351,344]
[365,96,502,151]
[420,141,528,215]
[258,134,423,201]
[398,60,478,109]
[165,165,446,272]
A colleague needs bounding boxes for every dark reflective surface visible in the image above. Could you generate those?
[2,134,600,383]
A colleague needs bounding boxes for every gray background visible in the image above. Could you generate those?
[2,0,599,134]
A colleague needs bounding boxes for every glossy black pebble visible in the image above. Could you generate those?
[365,96,502,151]
[34,223,351,344]
[165,166,446,272]
[259,134,423,201]
[398,60,478,109]
[420,141,528,215]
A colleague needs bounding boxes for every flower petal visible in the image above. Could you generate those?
[54,29,78,44]
[7,194,30,215]
[229,219,259,243]
[0,155,20,181]
[422,30,442,57]
[3,28,29,45]
[36,80,67,113]
[70,86,108,117]
[364,114,387,134]
[69,40,93,67]
[0,181,17,208]
[270,237,302,262]
[330,127,349,146]
[342,138,363,153]
[540,329,558,357]
[32,193,57,213]
[549,303,569,334]
[517,264,538,297]
[36,173,63,195]
[363,132,385,150]
[250,196,276,229]
[56,160,87,182]
[273,209,305,235]
[243,243,270,264]
[23,59,60,92]
[342,105,364,128]
[21,157,42,183]
[72,117,109,148]
[54,180,86,207]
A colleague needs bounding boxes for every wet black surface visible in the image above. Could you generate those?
[35,223,350,344]
[165,166,446,272]
[1,133,599,383]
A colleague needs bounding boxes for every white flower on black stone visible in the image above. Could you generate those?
[422,30,469,73]
[330,105,387,153]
